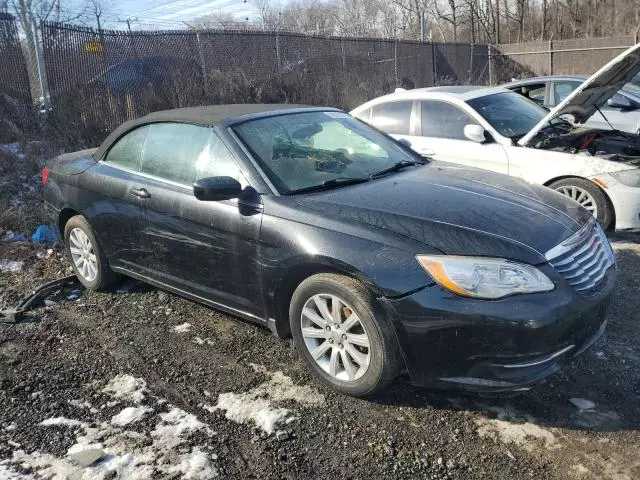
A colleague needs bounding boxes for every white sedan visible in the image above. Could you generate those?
[351,44,640,231]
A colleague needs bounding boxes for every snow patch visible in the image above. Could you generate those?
[102,375,147,404]
[111,406,152,427]
[569,397,596,410]
[39,417,85,428]
[151,408,212,449]
[212,365,324,434]
[68,399,93,410]
[3,376,218,479]
[0,260,23,273]
[475,406,559,452]
[570,463,591,475]
[165,448,218,480]
[173,322,192,333]
[215,394,291,434]
[0,143,20,154]
[0,461,32,479]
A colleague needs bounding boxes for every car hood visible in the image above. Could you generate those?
[294,162,593,265]
[519,43,640,146]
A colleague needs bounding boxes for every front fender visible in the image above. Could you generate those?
[259,212,438,326]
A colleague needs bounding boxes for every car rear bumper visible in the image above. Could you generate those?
[380,265,615,392]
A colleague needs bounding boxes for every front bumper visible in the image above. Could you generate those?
[594,173,640,230]
[380,264,615,392]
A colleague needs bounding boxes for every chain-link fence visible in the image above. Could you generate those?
[40,22,490,144]
[493,36,636,81]
[0,12,32,133]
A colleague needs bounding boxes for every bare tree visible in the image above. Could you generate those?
[10,0,85,99]
[195,11,253,30]
[189,0,640,43]
[88,0,103,31]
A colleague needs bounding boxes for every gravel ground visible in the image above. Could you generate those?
[1,145,639,479]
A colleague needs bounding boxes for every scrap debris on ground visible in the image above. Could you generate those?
[1,143,639,479]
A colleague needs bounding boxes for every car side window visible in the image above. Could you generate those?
[104,125,149,171]
[353,108,371,122]
[370,101,412,135]
[554,81,580,105]
[515,83,546,105]
[421,101,477,140]
[194,133,248,187]
[140,123,210,185]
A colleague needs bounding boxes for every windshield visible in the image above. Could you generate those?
[232,111,421,193]
[467,92,549,139]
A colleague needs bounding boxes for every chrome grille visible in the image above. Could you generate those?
[546,221,615,294]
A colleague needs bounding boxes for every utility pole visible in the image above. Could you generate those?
[118,17,138,35]
[420,11,426,42]
[184,21,208,87]
[118,17,139,57]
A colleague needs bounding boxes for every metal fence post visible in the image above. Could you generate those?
[548,39,553,75]
[431,42,437,86]
[275,31,282,74]
[487,44,493,85]
[195,30,207,87]
[394,38,398,86]
[33,19,50,105]
[468,43,474,83]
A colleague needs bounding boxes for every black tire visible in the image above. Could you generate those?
[549,177,613,230]
[63,215,118,290]
[289,273,403,396]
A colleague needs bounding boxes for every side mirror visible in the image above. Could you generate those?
[607,96,633,110]
[397,138,412,148]
[463,124,488,143]
[193,176,242,201]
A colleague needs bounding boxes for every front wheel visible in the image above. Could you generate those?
[289,273,402,396]
[549,178,613,230]
[64,215,118,290]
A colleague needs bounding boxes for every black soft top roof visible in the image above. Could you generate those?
[94,104,339,160]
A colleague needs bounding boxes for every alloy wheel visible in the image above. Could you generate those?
[300,294,371,382]
[555,185,598,218]
[68,227,98,282]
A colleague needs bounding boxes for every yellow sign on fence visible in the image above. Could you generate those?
[84,41,103,53]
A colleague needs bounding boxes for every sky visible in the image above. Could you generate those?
[77,0,264,30]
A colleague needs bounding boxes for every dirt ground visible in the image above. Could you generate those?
[0,144,639,479]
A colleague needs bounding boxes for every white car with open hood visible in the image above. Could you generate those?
[351,44,640,231]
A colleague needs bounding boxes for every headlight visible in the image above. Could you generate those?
[416,255,554,299]
[609,169,640,188]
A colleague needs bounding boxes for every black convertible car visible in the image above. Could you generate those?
[43,104,616,396]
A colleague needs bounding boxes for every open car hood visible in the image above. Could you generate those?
[518,43,640,146]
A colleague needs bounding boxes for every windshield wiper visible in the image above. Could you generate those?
[369,160,425,179]
[286,177,370,195]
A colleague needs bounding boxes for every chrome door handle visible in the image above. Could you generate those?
[130,187,151,198]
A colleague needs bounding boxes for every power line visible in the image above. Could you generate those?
[137,0,212,15]
[155,0,251,20]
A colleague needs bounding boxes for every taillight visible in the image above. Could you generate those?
[42,167,49,185]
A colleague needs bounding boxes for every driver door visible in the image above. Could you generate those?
[136,123,263,316]
[408,100,509,174]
